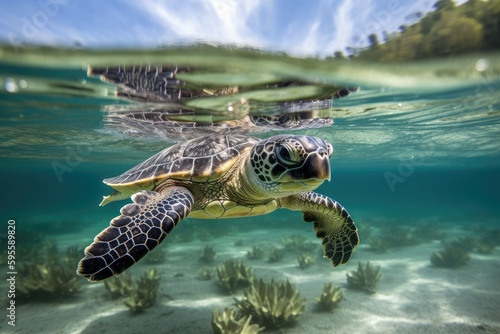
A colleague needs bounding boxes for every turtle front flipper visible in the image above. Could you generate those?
[278,192,359,266]
[77,186,193,281]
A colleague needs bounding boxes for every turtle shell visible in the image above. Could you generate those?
[104,135,259,194]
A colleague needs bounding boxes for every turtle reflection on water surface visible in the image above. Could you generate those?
[90,65,357,139]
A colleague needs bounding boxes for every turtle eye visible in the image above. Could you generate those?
[326,142,333,156]
[275,143,299,167]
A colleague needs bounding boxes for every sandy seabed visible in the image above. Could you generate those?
[2,222,500,334]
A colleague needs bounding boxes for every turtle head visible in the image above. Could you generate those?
[249,135,333,194]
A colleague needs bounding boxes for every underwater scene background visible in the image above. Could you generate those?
[1,2,500,333]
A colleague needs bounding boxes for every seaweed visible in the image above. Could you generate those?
[315,283,343,312]
[104,272,134,298]
[200,245,216,263]
[103,268,162,313]
[199,268,213,281]
[65,246,84,267]
[297,254,315,269]
[346,262,381,294]
[17,245,83,302]
[282,235,317,253]
[234,279,306,329]
[246,246,264,260]
[268,247,285,263]
[370,226,421,251]
[124,268,161,313]
[445,232,499,254]
[217,259,254,293]
[212,307,264,334]
[430,245,470,268]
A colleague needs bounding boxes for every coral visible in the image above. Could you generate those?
[17,245,83,302]
[297,254,315,269]
[234,279,306,329]
[199,268,213,280]
[268,247,285,263]
[247,246,264,260]
[104,272,134,298]
[212,307,264,334]
[315,283,343,312]
[124,268,161,313]
[217,259,254,293]
[200,245,216,263]
[346,262,381,294]
[430,245,470,268]
[282,235,317,253]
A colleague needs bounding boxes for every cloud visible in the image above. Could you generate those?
[127,0,267,47]
[0,0,441,57]
[329,0,356,53]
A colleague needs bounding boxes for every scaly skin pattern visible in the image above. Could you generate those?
[277,192,359,266]
[78,187,193,281]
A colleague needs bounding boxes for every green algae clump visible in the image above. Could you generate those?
[234,279,306,329]
[430,245,470,268]
[124,268,161,313]
[217,259,254,293]
[315,283,343,312]
[346,261,381,294]
[212,307,264,334]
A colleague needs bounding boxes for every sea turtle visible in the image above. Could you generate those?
[77,134,359,281]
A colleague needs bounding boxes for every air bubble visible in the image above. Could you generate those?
[475,59,489,72]
[5,78,18,93]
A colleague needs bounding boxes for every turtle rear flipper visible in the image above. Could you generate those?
[77,187,193,281]
[278,192,359,266]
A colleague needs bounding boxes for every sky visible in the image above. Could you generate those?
[0,0,442,57]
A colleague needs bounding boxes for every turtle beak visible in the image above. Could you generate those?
[314,156,331,182]
[290,151,331,182]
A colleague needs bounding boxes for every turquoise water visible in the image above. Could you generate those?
[1,45,500,333]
